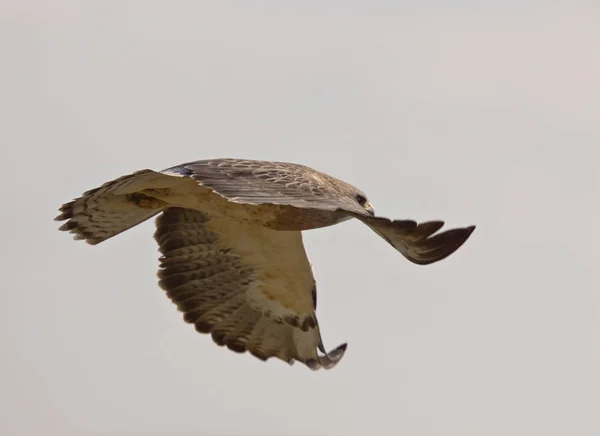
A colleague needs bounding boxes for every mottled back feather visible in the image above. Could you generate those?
[162,158,371,216]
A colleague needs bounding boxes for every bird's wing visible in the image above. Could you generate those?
[161,158,368,215]
[356,215,476,265]
[54,170,187,245]
[155,207,346,370]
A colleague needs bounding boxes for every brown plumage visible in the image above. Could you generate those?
[55,158,475,370]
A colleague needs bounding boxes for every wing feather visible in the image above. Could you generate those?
[155,207,346,370]
[55,169,199,245]
[357,215,476,265]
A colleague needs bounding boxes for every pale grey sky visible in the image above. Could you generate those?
[1,1,599,435]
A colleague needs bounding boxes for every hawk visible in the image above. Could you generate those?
[55,158,475,370]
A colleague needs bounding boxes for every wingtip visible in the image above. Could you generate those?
[462,224,477,242]
[409,223,477,265]
[460,224,476,240]
[443,223,476,258]
[316,342,348,370]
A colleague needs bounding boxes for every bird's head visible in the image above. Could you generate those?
[354,192,375,216]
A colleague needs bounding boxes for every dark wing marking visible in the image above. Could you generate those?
[357,215,476,265]
[155,207,346,370]
[161,158,368,215]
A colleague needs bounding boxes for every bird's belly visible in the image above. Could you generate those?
[194,201,350,231]
[197,199,350,231]
[262,205,351,231]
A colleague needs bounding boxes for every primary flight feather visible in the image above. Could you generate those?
[55,158,475,370]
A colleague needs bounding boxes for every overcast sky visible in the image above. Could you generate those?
[1,1,599,435]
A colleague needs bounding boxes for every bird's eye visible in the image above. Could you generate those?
[355,194,368,206]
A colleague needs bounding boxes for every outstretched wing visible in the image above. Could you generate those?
[55,170,178,245]
[357,215,476,265]
[161,158,369,215]
[155,207,346,370]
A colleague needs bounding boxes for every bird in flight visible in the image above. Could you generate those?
[55,158,475,370]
